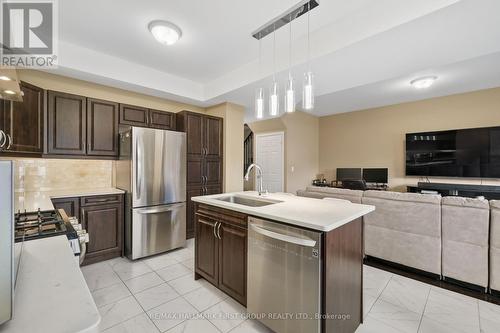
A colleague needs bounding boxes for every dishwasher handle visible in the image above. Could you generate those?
[250,224,317,247]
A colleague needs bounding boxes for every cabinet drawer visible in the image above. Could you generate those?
[196,204,247,228]
[80,194,123,206]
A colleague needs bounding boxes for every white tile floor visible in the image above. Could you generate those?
[81,240,500,333]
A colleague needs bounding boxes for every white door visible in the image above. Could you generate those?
[255,132,284,193]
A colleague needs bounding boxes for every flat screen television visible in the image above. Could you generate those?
[405,126,500,178]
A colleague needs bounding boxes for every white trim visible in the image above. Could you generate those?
[254,131,285,192]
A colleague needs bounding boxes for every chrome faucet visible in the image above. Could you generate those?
[244,163,267,196]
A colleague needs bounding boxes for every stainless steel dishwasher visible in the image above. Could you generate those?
[247,217,322,333]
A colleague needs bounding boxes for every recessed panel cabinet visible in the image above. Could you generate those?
[195,204,247,306]
[47,91,87,155]
[87,98,119,156]
[119,104,176,130]
[0,82,44,154]
[47,91,119,158]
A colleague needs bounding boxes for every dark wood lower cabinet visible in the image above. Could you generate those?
[51,194,124,265]
[194,204,247,306]
[81,201,123,265]
[195,213,219,285]
[218,221,247,305]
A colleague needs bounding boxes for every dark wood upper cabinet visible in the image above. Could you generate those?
[204,158,222,186]
[0,82,44,154]
[87,98,119,157]
[149,109,175,130]
[119,104,148,127]
[47,91,87,155]
[205,116,223,158]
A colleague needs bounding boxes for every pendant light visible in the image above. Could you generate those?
[255,33,265,119]
[302,2,314,111]
[269,24,279,117]
[284,14,295,113]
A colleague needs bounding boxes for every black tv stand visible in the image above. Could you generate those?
[407,182,500,200]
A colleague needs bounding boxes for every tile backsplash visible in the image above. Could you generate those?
[0,158,114,192]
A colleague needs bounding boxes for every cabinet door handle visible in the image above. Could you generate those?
[6,134,12,150]
[216,222,222,239]
[213,221,218,238]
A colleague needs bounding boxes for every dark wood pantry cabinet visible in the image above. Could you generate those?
[194,204,247,305]
[0,81,44,154]
[177,111,223,239]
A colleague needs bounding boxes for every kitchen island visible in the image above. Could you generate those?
[191,191,375,333]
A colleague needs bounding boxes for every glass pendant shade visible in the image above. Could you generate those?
[284,76,295,113]
[302,71,314,110]
[269,81,279,117]
[255,88,264,119]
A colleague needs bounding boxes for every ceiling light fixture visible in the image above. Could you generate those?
[148,20,182,45]
[410,76,438,89]
[3,90,16,95]
[284,13,296,114]
[302,2,314,111]
[0,76,12,81]
[255,32,264,120]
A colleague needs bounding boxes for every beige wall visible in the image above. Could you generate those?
[248,111,319,194]
[319,87,500,191]
[18,69,205,114]
[207,103,245,192]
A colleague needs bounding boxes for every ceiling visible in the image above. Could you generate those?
[53,0,500,120]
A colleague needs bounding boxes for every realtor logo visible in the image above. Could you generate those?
[1,0,58,67]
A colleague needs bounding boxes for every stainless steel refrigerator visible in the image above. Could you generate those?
[117,127,187,260]
[0,161,13,325]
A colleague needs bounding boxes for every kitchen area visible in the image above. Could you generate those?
[0,71,375,333]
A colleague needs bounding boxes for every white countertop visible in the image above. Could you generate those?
[191,191,375,232]
[0,236,100,333]
[14,188,125,213]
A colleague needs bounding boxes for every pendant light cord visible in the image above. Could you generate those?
[273,24,276,81]
[289,14,292,79]
[307,2,311,71]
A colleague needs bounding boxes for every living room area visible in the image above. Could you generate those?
[243,84,500,332]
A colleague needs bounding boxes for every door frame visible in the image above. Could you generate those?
[254,131,285,192]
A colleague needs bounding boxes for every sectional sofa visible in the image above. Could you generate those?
[297,186,498,292]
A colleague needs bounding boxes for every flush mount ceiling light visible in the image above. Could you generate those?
[410,76,438,89]
[148,20,182,45]
[3,90,15,95]
[0,76,12,81]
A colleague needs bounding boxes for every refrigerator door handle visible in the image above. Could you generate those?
[136,203,185,214]
[135,135,142,200]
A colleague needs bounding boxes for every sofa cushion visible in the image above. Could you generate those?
[441,197,489,287]
[303,186,363,203]
[362,191,441,238]
[490,200,500,291]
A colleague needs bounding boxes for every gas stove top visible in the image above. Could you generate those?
[14,209,76,243]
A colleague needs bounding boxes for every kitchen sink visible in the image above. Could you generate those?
[215,195,282,207]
